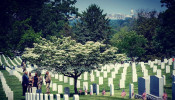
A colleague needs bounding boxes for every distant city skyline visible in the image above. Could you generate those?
[75,0,167,15]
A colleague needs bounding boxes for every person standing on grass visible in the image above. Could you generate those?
[22,71,29,96]
[37,72,43,93]
[33,72,38,89]
[45,71,51,94]
[28,72,33,92]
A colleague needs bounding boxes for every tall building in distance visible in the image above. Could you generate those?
[106,9,135,20]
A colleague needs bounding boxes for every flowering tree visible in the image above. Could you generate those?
[22,36,125,93]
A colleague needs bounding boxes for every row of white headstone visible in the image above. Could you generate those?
[0,71,13,100]
[25,93,79,100]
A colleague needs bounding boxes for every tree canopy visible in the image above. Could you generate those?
[22,36,126,93]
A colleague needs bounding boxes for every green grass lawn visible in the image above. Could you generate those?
[0,62,173,100]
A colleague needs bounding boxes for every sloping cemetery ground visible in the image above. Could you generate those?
[0,79,8,100]
[0,55,174,100]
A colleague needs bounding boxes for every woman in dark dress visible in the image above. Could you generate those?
[33,72,38,89]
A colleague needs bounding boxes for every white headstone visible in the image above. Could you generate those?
[90,85,93,95]
[56,94,60,100]
[157,69,162,77]
[132,73,138,82]
[108,78,113,87]
[103,71,107,78]
[129,84,134,99]
[55,74,58,79]
[111,72,116,78]
[32,87,37,93]
[162,75,166,85]
[99,77,103,85]
[78,75,82,79]
[58,85,63,93]
[84,72,88,80]
[166,65,170,73]
[59,75,63,81]
[73,94,79,100]
[36,93,39,100]
[63,94,69,100]
[173,70,175,75]
[96,71,100,77]
[32,93,36,100]
[90,74,94,82]
[110,84,114,96]
[69,78,74,85]
[50,94,54,100]
[120,79,125,88]
[64,76,68,83]
[83,82,88,90]
[161,62,165,69]
[153,66,157,73]
[52,83,57,91]
[96,84,99,95]
[40,93,43,100]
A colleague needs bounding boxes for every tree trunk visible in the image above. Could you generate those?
[74,76,78,94]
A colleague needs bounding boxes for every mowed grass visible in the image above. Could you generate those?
[0,62,173,100]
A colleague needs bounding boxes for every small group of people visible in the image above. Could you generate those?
[22,71,51,96]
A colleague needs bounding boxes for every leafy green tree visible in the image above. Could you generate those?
[22,36,125,93]
[0,0,78,57]
[73,4,111,44]
[133,10,160,60]
[111,30,147,61]
[155,0,175,57]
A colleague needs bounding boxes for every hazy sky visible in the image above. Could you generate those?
[75,0,167,14]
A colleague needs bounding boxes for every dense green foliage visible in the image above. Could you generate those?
[110,27,147,61]
[0,0,78,57]
[73,4,112,44]
[22,36,125,93]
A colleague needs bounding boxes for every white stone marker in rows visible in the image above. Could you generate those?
[30,93,32,100]
[32,87,37,93]
[120,79,125,88]
[132,74,137,82]
[32,93,36,100]
[90,85,93,95]
[90,74,94,82]
[96,84,99,95]
[55,74,58,79]
[129,83,134,99]
[59,75,63,81]
[153,66,157,73]
[108,78,113,86]
[63,94,69,100]
[84,72,88,80]
[73,94,79,100]
[157,69,162,77]
[56,94,61,100]
[58,85,63,93]
[161,62,165,69]
[77,80,80,88]
[36,93,39,100]
[166,65,170,73]
[96,71,100,77]
[25,93,28,100]
[53,83,57,91]
[144,69,148,77]
[40,93,43,100]
[50,94,54,100]
[163,75,166,85]
[69,78,74,85]
[99,77,103,85]
[83,82,88,90]
[173,70,175,75]
[50,81,52,88]
[64,76,68,83]
[110,84,114,96]
[103,71,107,78]
[111,72,116,78]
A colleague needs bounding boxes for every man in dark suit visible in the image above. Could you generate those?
[22,71,29,96]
